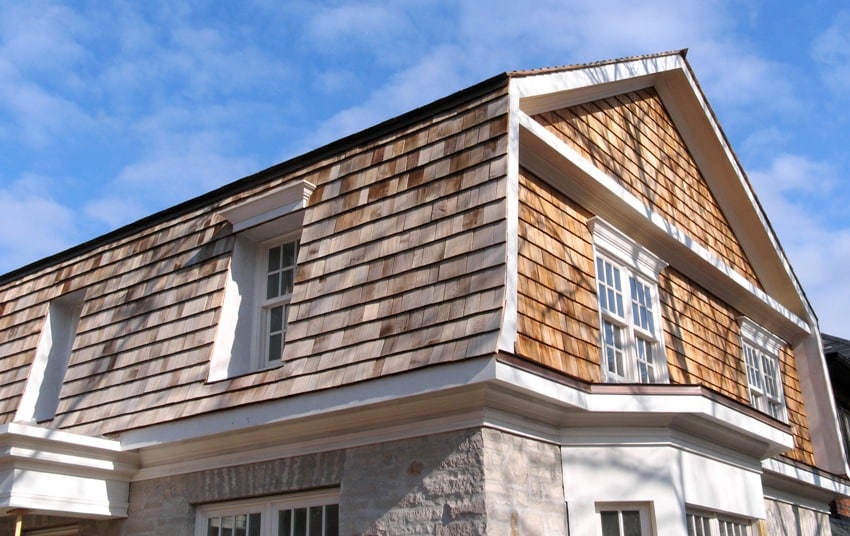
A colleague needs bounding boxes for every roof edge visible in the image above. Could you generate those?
[0,72,510,286]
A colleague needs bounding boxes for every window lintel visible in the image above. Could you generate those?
[589,216,667,278]
[221,179,316,234]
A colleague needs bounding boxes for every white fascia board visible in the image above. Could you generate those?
[762,457,850,498]
[491,361,794,455]
[0,423,137,518]
[511,53,686,115]
[516,109,810,340]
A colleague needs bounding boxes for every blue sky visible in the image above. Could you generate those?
[1,1,849,335]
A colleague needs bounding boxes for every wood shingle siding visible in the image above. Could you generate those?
[534,88,762,289]
[0,84,511,436]
[516,168,601,381]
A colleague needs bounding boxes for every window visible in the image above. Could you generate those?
[687,510,751,536]
[839,407,850,464]
[209,179,314,381]
[598,503,653,536]
[260,239,298,366]
[197,490,338,536]
[15,289,85,423]
[739,318,786,421]
[590,218,668,384]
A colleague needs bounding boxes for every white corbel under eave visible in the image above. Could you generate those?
[0,423,138,518]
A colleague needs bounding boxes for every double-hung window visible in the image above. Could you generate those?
[260,239,298,366]
[738,317,787,421]
[209,179,314,381]
[590,218,668,384]
[197,489,339,536]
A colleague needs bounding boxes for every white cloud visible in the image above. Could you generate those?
[749,154,849,334]
[0,176,78,273]
[812,10,850,93]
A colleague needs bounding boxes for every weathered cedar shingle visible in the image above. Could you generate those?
[535,89,761,288]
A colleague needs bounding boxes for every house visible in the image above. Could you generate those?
[0,50,847,535]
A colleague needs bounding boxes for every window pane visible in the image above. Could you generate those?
[603,320,626,377]
[621,510,642,536]
[208,518,222,536]
[282,269,295,296]
[268,245,281,272]
[293,507,307,536]
[267,273,280,300]
[600,511,621,536]
[279,509,292,536]
[325,504,339,536]
[234,514,247,536]
[270,305,284,331]
[309,506,324,536]
[268,333,282,362]
[635,337,656,383]
[221,516,234,536]
[282,241,297,267]
[248,513,261,536]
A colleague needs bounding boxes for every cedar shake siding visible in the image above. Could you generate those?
[0,83,510,437]
[534,88,761,288]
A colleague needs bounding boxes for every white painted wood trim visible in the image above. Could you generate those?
[498,81,521,354]
[0,423,137,518]
[125,357,794,481]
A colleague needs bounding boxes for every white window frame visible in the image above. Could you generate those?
[255,236,299,370]
[589,218,669,384]
[195,489,339,536]
[597,502,654,536]
[738,317,787,421]
[686,508,752,536]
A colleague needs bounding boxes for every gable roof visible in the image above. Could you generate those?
[506,49,814,341]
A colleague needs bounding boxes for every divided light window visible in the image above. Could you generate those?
[739,318,787,421]
[687,510,751,536]
[197,491,338,536]
[261,240,298,366]
[590,218,668,384]
[598,503,653,536]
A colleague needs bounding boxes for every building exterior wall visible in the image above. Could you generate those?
[481,428,566,535]
[3,427,567,535]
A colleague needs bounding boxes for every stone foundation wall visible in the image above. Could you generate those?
[482,428,566,536]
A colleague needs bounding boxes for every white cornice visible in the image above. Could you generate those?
[121,357,794,481]
[0,423,138,518]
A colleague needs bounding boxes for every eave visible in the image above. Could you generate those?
[121,355,792,482]
[0,423,138,519]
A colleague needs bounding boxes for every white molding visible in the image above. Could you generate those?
[738,317,785,354]
[124,358,794,481]
[589,217,667,277]
[0,423,137,518]
[762,457,850,498]
[221,180,316,233]
[499,81,522,354]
